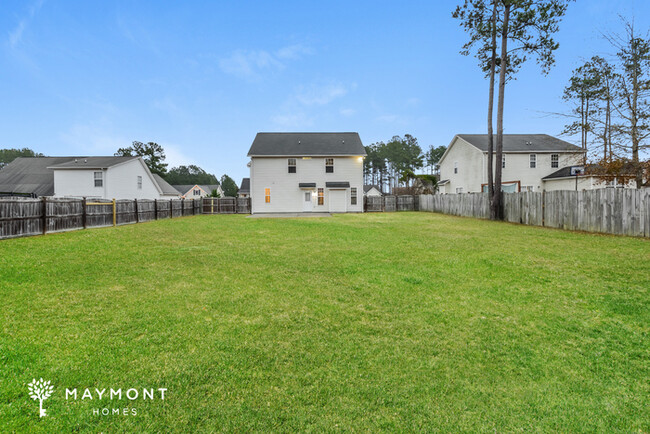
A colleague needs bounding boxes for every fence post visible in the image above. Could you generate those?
[134,199,139,223]
[154,199,158,220]
[112,198,116,227]
[181,198,185,217]
[170,200,173,218]
[42,196,47,235]
[82,197,87,229]
[542,190,546,227]
[211,198,214,214]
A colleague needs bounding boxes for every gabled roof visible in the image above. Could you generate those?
[457,134,583,153]
[0,157,74,196]
[172,184,221,196]
[239,177,250,193]
[48,156,139,169]
[364,184,381,193]
[247,132,366,157]
[153,174,181,195]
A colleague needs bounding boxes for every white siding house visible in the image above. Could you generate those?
[50,156,179,199]
[438,134,585,193]
[173,184,223,199]
[247,132,366,214]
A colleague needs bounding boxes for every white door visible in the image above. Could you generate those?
[302,191,313,212]
[329,189,347,213]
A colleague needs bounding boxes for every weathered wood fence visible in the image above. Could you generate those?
[419,189,650,237]
[1,196,252,240]
[1,197,200,240]
[202,197,251,214]
[364,195,419,212]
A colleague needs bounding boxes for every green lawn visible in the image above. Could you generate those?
[1,213,648,432]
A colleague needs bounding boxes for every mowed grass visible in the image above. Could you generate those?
[0,212,648,432]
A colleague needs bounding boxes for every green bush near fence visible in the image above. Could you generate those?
[1,213,648,432]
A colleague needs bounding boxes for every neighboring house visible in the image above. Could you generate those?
[363,185,382,196]
[238,178,250,198]
[542,165,637,191]
[0,156,180,199]
[247,132,366,213]
[438,134,585,193]
[173,184,223,199]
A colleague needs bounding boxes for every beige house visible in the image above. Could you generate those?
[172,184,223,199]
[438,134,585,193]
[363,185,383,196]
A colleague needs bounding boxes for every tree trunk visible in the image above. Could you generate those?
[493,3,510,220]
[486,0,497,210]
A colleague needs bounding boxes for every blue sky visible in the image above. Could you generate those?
[2,0,650,182]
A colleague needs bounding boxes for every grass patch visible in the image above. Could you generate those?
[1,212,648,431]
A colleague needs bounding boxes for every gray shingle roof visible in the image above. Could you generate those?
[364,184,381,193]
[0,157,76,196]
[172,184,220,196]
[239,177,250,193]
[248,132,366,156]
[48,156,139,169]
[152,174,181,195]
[457,134,583,153]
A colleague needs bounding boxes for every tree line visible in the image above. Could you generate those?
[560,18,650,189]
[363,134,446,194]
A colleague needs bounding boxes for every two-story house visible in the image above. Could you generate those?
[247,132,366,214]
[0,156,179,199]
[438,134,585,193]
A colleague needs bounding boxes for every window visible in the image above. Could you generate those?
[454,162,458,174]
[522,185,533,192]
[193,189,201,196]
[317,188,324,205]
[502,156,506,169]
[137,176,142,189]
[265,188,271,203]
[288,158,296,173]
[325,158,334,173]
[551,154,559,168]
[94,171,103,187]
[529,154,536,168]
[351,188,357,205]
[456,187,463,193]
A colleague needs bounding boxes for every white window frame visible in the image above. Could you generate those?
[137,175,142,189]
[94,171,103,188]
[551,154,559,168]
[529,154,536,168]
[325,158,334,173]
[350,187,357,205]
[454,162,458,174]
[502,155,506,169]
[288,158,296,173]
[456,187,463,193]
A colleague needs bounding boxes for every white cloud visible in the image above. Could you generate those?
[295,83,348,106]
[163,144,198,168]
[270,113,314,129]
[275,44,313,60]
[219,43,312,79]
[340,108,356,117]
[7,0,44,49]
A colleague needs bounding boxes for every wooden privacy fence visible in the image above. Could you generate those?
[202,197,251,214]
[0,197,203,240]
[419,189,650,237]
[364,195,418,212]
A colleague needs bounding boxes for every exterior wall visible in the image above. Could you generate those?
[439,136,584,193]
[543,176,636,191]
[180,185,222,199]
[53,159,164,199]
[250,156,364,213]
[438,137,484,193]
[497,152,582,191]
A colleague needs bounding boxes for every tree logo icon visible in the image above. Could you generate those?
[28,378,54,417]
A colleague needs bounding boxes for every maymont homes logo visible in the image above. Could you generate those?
[28,378,54,418]
[27,378,168,418]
